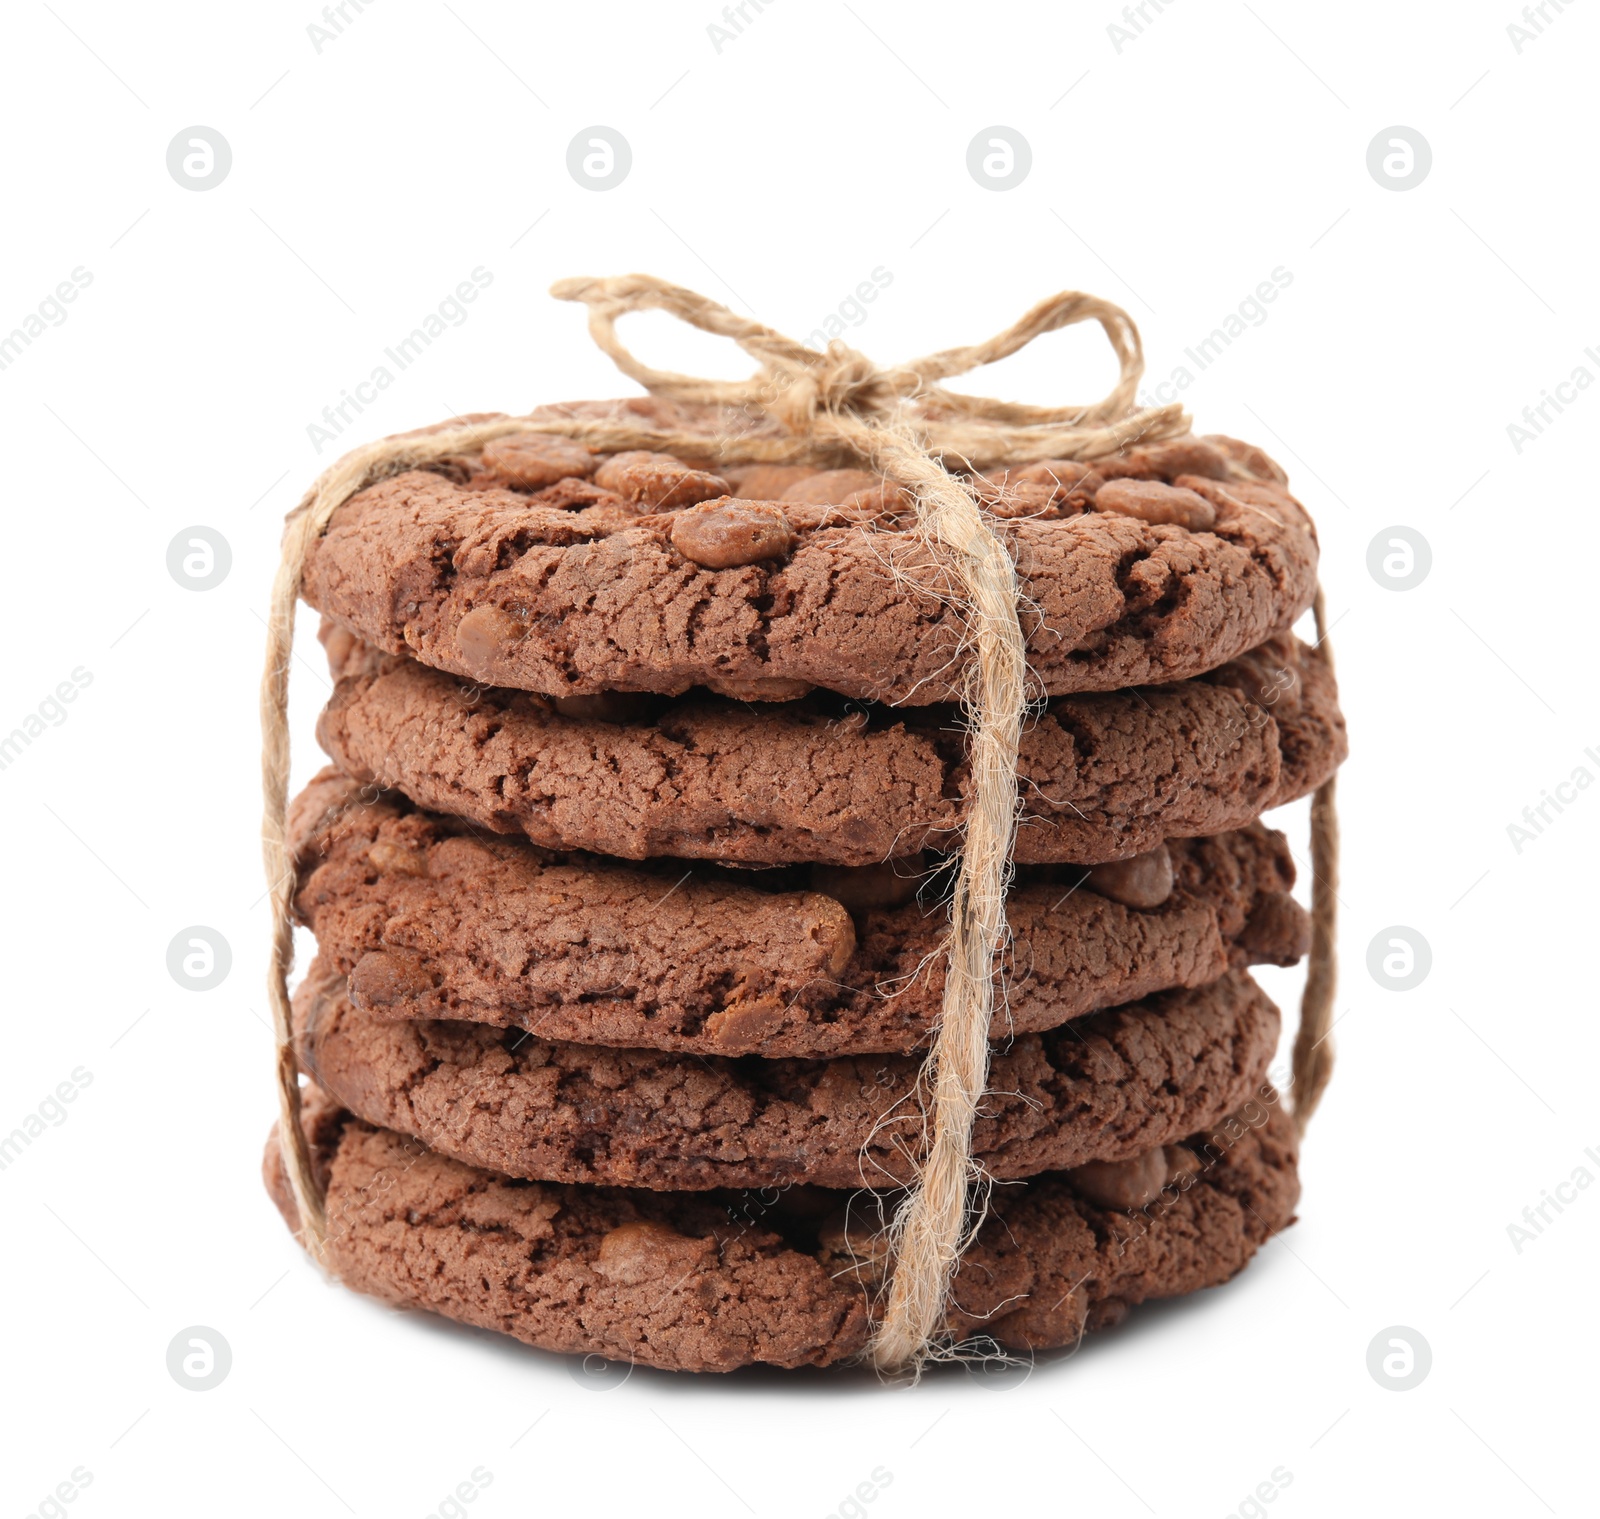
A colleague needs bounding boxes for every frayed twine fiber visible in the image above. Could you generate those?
[261,273,1338,1371]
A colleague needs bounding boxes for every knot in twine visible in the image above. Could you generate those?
[261,273,1338,1379]
[544,272,1169,467]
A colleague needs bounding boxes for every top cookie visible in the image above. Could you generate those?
[299,402,1319,705]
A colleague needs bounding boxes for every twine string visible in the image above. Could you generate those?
[260,273,1336,1370]
[1289,589,1339,1136]
[546,274,1178,467]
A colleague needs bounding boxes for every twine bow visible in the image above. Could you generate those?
[545,272,1186,466]
[261,274,1337,1379]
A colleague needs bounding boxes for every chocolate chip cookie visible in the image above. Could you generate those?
[315,629,1344,867]
[293,965,1280,1191]
[298,407,1319,706]
[264,1083,1299,1371]
[291,771,1307,1058]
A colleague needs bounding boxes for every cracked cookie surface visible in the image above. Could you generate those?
[316,628,1344,866]
[291,771,1306,1057]
[293,966,1280,1190]
[298,404,1319,705]
[264,1085,1299,1371]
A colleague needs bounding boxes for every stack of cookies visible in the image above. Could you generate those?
[265,399,1345,1372]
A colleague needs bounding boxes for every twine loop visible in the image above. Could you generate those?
[261,273,1337,1379]
[547,273,1183,468]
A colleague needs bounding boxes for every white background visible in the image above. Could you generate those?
[2,2,1596,1515]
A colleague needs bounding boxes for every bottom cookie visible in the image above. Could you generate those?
[265,1087,1299,1373]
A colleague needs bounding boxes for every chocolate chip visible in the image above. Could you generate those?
[839,481,910,515]
[781,468,883,505]
[726,464,818,498]
[454,604,526,674]
[670,499,796,568]
[791,895,858,977]
[809,856,924,912]
[1202,432,1288,484]
[480,433,597,487]
[365,841,429,877]
[348,948,433,1007]
[1088,455,1161,482]
[595,451,730,509]
[1171,474,1249,520]
[1164,1144,1203,1182]
[1084,844,1174,908]
[318,621,362,679]
[550,691,656,724]
[1236,894,1310,965]
[594,1220,703,1285]
[1065,1147,1171,1210]
[704,675,815,702]
[1091,479,1217,531]
[1136,439,1232,481]
[1086,1298,1129,1332]
[703,995,789,1050]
